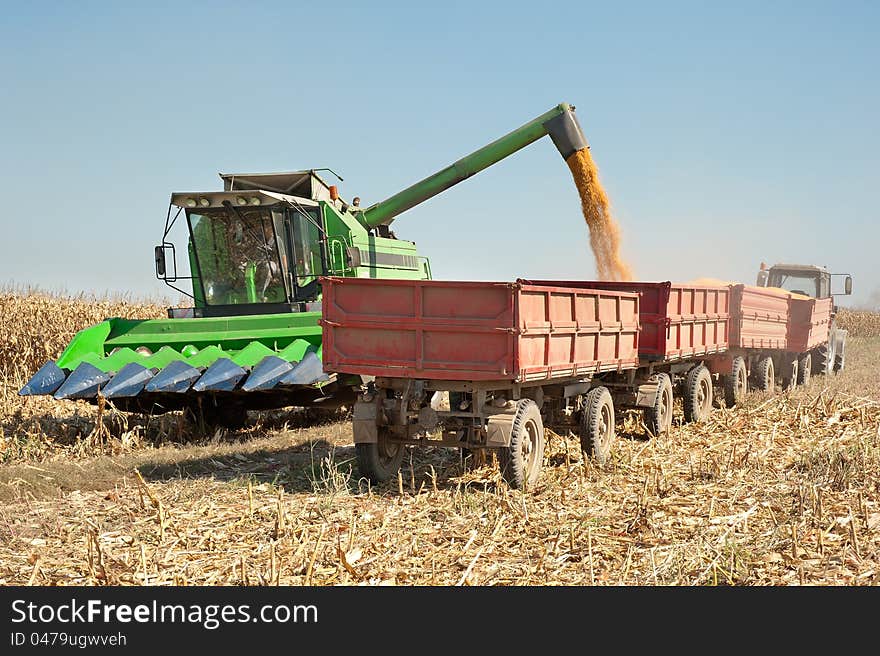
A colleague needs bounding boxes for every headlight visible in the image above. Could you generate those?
[185,198,197,207]
[236,196,248,205]
[199,197,210,207]
[249,197,261,205]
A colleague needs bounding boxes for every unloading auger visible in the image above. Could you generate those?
[20,103,588,429]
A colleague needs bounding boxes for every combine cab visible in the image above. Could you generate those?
[20,103,590,429]
[755,262,853,374]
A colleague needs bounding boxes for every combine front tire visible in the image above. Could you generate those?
[356,428,406,485]
[498,399,545,490]
[643,373,673,436]
[753,355,775,393]
[580,387,615,466]
[723,356,748,407]
[797,353,812,385]
[683,365,713,423]
[189,401,249,432]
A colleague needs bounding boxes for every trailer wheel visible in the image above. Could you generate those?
[580,386,615,466]
[498,399,545,490]
[797,353,812,385]
[356,428,406,484]
[643,373,673,437]
[753,355,775,393]
[683,365,713,423]
[723,356,748,407]
[781,356,799,390]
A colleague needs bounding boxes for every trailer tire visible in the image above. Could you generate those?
[356,428,406,485]
[683,365,713,423]
[498,399,545,490]
[753,355,775,393]
[781,355,799,390]
[797,353,812,385]
[643,373,673,437]
[723,356,748,407]
[580,386,615,466]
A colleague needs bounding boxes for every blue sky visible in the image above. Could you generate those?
[2,1,878,307]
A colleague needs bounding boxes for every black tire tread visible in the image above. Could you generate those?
[723,356,748,407]
[356,430,405,484]
[753,355,775,392]
[683,365,713,423]
[580,386,615,466]
[498,399,545,490]
[643,373,672,437]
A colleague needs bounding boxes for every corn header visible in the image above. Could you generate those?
[20,103,588,429]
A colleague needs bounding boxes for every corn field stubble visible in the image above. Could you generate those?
[0,291,879,585]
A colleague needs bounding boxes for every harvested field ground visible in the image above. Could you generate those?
[1,291,879,586]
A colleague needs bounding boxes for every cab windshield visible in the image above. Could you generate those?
[768,272,818,297]
[188,208,288,305]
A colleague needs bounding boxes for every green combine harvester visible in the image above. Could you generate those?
[20,103,588,429]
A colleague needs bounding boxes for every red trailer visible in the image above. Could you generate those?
[321,277,641,489]
[321,276,839,491]
[521,280,733,430]
[520,280,730,361]
[720,284,834,397]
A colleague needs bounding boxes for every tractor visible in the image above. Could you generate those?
[755,262,853,374]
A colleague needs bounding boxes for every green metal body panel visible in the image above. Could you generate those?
[55,312,323,374]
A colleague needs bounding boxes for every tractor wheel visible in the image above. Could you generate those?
[833,334,847,373]
[723,356,748,407]
[643,373,673,437]
[812,340,836,376]
[753,355,775,393]
[683,365,713,423]
[580,387,615,466]
[498,399,545,490]
[356,427,406,484]
[797,353,812,385]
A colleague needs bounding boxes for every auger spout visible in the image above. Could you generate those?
[360,103,587,228]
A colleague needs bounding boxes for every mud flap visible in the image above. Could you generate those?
[613,379,661,409]
[352,398,379,444]
[486,413,515,447]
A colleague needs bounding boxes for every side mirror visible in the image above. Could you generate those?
[845,275,852,295]
[155,244,176,280]
[755,270,769,287]
[154,246,166,277]
[345,246,362,268]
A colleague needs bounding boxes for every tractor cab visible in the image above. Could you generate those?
[755,262,852,303]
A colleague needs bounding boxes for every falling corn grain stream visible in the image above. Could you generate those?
[566,148,633,281]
